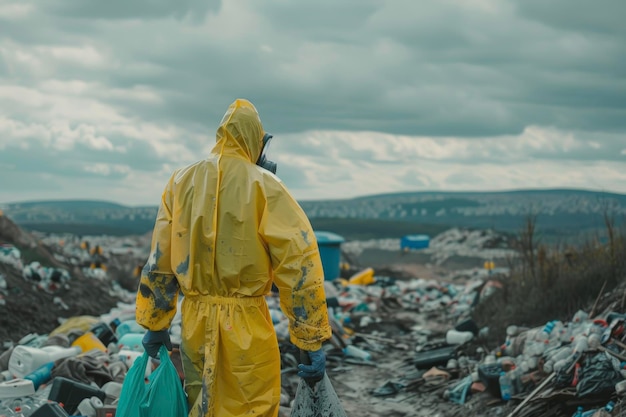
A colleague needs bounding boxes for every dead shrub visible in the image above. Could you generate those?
[472,214,626,347]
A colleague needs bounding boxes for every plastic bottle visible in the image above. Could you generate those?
[605,400,615,413]
[445,329,474,345]
[508,365,523,395]
[0,402,16,417]
[536,321,555,344]
[77,396,104,417]
[115,320,145,339]
[116,333,145,352]
[572,406,583,417]
[573,335,588,356]
[580,409,598,417]
[550,346,574,363]
[0,370,12,382]
[559,323,573,343]
[572,310,589,324]
[544,345,573,373]
[9,398,34,417]
[499,371,512,401]
[23,362,54,390]
[587,333,601,350]
[343,345,372,361]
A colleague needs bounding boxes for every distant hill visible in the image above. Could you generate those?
[301,189,626,241]
[1,189,625,241]
[1,200,157,236]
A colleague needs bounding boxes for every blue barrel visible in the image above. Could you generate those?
[314,231,345,281]
[401,234,430,251]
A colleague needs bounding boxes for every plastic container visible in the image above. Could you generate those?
[115,320,145,339]
[314,231,345,281]
[116,350,143,368]
[101,381,122,404]
[71,332,107,353]
[587,333,601,349]
[116,333,145,352]
[573,335,588,355]
[95,405,117,417]
[0,370,12,382]
[499,371,512,401]
[343,345,372,361]
[8,346,81,378]
[47,377,106,415]
[484,354,496,365]
[77,396,104,417]
[413,344,457,370]
[616,379,626,396]
[446,329,474,345]
[89,322,118,347]
[6,397,40,417]
[29,401,69,417]
[0,379,35,399]
[23,362,54,390]
[572,310,589,324]
[446,358,458,370]
[605,401,615,412]
[4,397,47,417]
[478,363,503,398]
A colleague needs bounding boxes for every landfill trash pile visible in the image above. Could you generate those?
[5,256,626,417]
[0,224,149,343]
[0,244,134,344]
[0,245,22,271]
[342,227,516,267]
[2,214,626,416]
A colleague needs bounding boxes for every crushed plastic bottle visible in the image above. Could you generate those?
[499,371,512,401]
[572,310,589,324]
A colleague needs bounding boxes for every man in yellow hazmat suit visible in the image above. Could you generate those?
[135,98,332,417]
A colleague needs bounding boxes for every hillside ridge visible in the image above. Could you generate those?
[1,188,624,241]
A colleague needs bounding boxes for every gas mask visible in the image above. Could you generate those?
[256,133,277,174]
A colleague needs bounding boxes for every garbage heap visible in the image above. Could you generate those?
[308,268,626,417]
[1,265,625,417]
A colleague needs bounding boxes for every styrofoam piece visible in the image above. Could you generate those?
[0,378,35,399]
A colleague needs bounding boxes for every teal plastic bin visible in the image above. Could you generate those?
[314,231,345,281]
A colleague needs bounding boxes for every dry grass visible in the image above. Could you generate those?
[472,215,626,346]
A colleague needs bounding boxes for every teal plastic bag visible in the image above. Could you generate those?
[117,346,188,417]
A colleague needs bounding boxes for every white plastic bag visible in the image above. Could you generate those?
[290,374,347,417]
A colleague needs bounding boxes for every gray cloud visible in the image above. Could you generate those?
[42,0,222,20]
[0,0,624,204]
[4,0,625,137]
[516,0,626,36]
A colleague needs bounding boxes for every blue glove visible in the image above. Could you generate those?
[142,330,172,358]
[297,349,326,384]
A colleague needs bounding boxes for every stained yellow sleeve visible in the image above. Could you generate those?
[260,183,331,351]
[136,176,181,331]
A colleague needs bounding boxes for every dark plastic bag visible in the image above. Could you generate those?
[290,373,348,417]
[117,346,188,417]
[576,351,622,398]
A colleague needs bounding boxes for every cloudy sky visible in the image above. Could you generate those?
[0,0,625,206]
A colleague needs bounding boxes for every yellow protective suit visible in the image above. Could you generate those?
[136,99,331,417]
